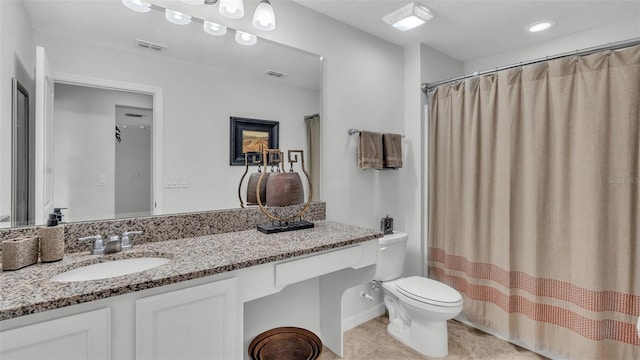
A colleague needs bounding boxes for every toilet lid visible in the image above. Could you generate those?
[396,277,462,305]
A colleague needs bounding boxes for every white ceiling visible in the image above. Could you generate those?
[20,0,639,85]
[21,0,322,91]
[291,0,640,61]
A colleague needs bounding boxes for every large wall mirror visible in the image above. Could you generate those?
[1,0,322,229]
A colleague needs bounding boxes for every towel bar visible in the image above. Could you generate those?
[348,128,405,137]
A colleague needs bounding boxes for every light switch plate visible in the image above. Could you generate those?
[165,175,188,188]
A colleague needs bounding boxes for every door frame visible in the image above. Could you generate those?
[53,72,164,215]
[11,78,31,227]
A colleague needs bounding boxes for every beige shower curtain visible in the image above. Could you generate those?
[428,44,640,359]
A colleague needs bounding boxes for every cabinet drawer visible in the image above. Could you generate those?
[275,242,376,288]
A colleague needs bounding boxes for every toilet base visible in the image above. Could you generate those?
[409,319,449,357]
[386,319,449,358]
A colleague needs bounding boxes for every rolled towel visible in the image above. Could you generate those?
[383,133,403,169]
[358,131,384,170]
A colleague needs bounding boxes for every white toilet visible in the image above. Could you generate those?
[374,232,463,358]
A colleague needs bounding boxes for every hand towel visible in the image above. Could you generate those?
[383,133,403,169]
[358,131,384,170]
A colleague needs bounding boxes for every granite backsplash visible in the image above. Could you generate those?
[0,202,326,256]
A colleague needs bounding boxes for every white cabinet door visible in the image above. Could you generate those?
[0,308,110,359]
[136,277,239,360]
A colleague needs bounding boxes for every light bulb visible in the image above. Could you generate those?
[121,0,151,13]
[527,20,556,33]
[219,0,244,19]
[204,21,227,36]
[165,9,191,25]
[235,31,257,46]
[392,16,425,31]
[252,0,275,31]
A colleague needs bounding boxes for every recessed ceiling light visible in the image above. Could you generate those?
[527,20,556,33]
[383,2,433,32]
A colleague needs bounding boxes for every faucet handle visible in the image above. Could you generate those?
[78,235,104,255]
[121,230,143,250]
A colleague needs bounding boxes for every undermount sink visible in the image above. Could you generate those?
[50,257,171,282]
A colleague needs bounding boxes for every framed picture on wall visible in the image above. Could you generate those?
[229,117,279,166]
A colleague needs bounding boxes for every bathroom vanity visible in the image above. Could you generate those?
[0,221,382,359]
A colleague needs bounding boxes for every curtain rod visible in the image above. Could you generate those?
[304,113,319,120]
[422,37,640,92]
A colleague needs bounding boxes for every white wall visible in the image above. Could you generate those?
[34,31,320,215]
[0,0,34,227]
[53,84,153,222]
[464,17,640,74]
[258,3,406,330]
[407,44,463,278]
[341,43,465,327]
[248,2,406,231]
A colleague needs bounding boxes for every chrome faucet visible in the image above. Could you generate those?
[104,235,123,254]
[78,235,105,255]
[121,230,143,251]
[78,230,143,255]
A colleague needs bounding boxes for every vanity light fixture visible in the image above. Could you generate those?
[383,2,433,32]
[235,30,257,46]
[527,20,556,33]
[181,0,205,4]
[121,0,151,13]
[219,0,244,19]
[252,0,275,31]
[165,9,192,25]
[204,21,227,36]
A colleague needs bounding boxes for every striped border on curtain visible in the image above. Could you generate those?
[429,248,640,346]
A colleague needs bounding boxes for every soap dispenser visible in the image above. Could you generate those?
[39,213,65,262]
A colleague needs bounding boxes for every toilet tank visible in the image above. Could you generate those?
[373,232,408,281]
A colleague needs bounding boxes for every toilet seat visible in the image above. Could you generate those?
[395,276,462,307]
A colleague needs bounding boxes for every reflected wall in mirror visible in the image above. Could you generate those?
[0,0,322,228]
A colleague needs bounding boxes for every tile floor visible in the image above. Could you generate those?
[319,316,548,360]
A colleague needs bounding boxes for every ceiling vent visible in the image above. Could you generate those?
[136,39,167,52]
[265,70,287,78]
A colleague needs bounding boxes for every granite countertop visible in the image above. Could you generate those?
[0,221,382,321]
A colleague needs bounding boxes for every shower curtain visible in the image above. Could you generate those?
[427,44,640,359]
[305,114,321,201]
